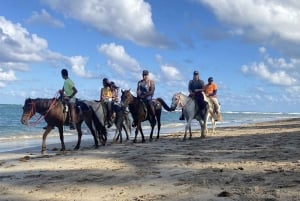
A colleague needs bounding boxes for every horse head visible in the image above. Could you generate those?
[21,98,36,125]
[170,92,185,110]
[120,89,134,108]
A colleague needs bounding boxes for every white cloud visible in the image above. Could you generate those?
[0,16,92,86]
[43,0,173,48]
[199,0,300,44]
[0,68,17,81]
[161,65,183,81]
[98,43,141,78]
[0,16,47,63]
[241,62,296,86]
[27,9,64,28]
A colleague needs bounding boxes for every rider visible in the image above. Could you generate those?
[110,81,119,103]
[137,69,155,118]
[100,78,113,128]
[179,70,205,120]
[59,69,78,130]
[204,76,221,120]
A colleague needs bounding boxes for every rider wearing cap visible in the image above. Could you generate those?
[179,70,205,120]
[205,77,221,120]
[137,70,156,118]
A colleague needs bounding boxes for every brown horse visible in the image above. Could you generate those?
[21,98,107,154]
[120,90,171,143]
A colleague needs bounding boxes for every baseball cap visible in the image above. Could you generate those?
[142,70,149,75]
[193,70,199,75]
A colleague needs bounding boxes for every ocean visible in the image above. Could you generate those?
[1,104,300,153]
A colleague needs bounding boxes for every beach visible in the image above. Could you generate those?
[0,118,299,201]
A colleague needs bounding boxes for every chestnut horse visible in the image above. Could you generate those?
[120,90,171,143]
[21,98,107,154]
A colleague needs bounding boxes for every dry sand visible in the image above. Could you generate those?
[0,118,300,201]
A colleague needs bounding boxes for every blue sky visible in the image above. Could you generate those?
[1,0,300,112]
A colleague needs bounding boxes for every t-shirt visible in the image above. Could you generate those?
[188,79,205,93]
[101,87,112,101]
[63,78,75,97]
[205,83,217,96]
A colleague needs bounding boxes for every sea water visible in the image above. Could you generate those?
[1,104,300,153]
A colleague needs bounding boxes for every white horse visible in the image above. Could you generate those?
[169,92,217,140]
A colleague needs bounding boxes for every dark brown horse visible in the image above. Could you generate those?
[120,90,171,143]
[21,98,107,154]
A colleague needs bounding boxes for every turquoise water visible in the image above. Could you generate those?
[1,104,300,152]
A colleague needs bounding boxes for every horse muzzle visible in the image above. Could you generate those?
[21,115,29,125]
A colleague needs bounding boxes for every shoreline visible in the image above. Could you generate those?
[0,118,300,200]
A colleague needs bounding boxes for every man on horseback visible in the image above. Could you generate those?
[137,70,155,120]
[205,77,221,121]
[179,70,205,120]
[59,69,78,130]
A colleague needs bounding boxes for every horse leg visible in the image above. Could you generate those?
[74,123,83,150]
[211,117,216,134]
[149,117,156,141]
[41,125,54,155]
[133,127,138,143]
[85,118,99,148]
[139,125,146,143]
[156,111,161,140]
[189,124,192,140]
[183,121,190,141]
[200,120,206,138]
[122,124,130,141]
[58,125,66,152]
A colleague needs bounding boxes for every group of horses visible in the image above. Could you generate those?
[21,90,219,154]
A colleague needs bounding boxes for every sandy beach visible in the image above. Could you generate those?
[0,118,299,201]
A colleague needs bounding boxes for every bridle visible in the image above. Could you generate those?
[23,100,36,120]
[23,97,59,127]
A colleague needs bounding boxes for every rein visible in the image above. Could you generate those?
[29,92,60,127]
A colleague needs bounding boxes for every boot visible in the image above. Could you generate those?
[179,113,185,120]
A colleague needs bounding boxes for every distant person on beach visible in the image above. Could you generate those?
[205,76,221,120]
[137,70,155,118]
[179,70,205,120]
[59,69,78,130]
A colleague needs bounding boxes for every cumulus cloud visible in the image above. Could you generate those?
[0,16,92,85]
[43,0,173,48]
[27,9,64,28]
[241,47,298,86]
[98,43,141,79]
[198,0,300,43]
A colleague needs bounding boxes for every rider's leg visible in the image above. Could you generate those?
[107,101,113,128]
[69,102,76,130]
[179,109,185,120]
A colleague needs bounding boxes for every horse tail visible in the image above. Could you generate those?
[156,98,174,112]
[90,106,107,145]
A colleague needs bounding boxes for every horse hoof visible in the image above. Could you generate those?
[142,139,146,143]
[41,150,46,155]
[133,139,137,143]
